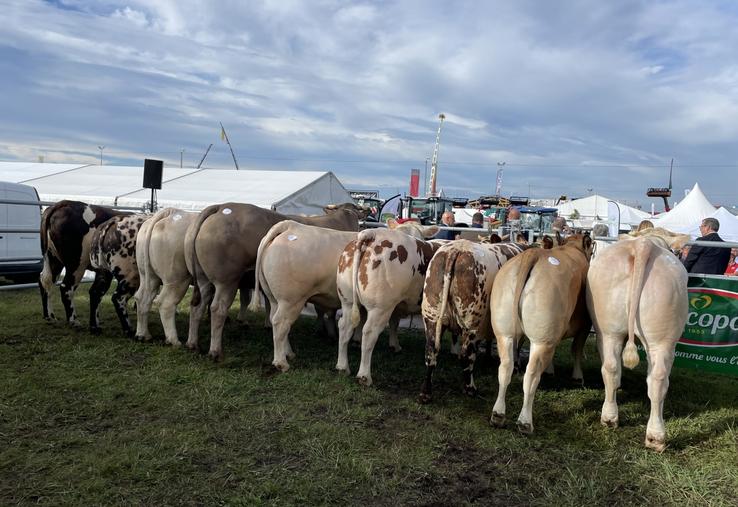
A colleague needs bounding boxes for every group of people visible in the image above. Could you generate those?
[434,208,737,277]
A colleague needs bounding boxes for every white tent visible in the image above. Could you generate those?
[555,194,650,228]
[686,207,738,242]
[0,162,353,215]
[651,183,717,234]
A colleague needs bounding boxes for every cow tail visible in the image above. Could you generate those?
[248,220,294,312]
[350,230,375,328]
[511,251,539,334]
[434,249,459,353]
[623,239,652,369]
[135,208,174,302]
[39,204,58,292]
[188,204,220,300]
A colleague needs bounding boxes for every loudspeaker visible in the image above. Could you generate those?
[143,159,163,189]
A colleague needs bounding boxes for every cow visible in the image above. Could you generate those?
[333,220,441,386]
[134,208,198,346]
[89,213,150,336]
[587,232,690,452]
[489,234,594,434]
[187,203,368,361]
[39,200,129,330]
[418,241,527,403]
[249,220,359,372]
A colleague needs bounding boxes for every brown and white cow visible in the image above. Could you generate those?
[134,208,198,346]
[188,203,368,361]
[249,220,358,371]
[39,200,129,330]
[334,220,441,386]
[587,232,689,452]
[89,213,150,336]
[489,234,594,434]
[418,241,527,403]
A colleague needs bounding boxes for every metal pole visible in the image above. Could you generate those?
[220,122,240,171]
[98,145,105,165]
[196,144,213,169]
[180,149,184,168]
[424,157,429,197]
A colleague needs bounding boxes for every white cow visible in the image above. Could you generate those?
[490,234,594,434]
[134,208,198,346]
[586,232,689,452]
[334,220,440,386]
[249,220,356,372]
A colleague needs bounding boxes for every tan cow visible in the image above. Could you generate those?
[249,220,357,371]
[586,232,689,452]
[89,213,151,337]
[186,203,367,361]
[489,234,594,434]
[134,208,198,346]
[418,241,527,403]
[334,220,441,386]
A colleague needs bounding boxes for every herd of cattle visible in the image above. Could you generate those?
[37,199,692,452]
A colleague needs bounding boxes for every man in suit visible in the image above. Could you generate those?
[683,218,731,275]
[435,211,459,240]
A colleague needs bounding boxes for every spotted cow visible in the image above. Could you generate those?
[418,241,527,403]
[39,200,129,330]
[334,220,442,386]
[90,213,150,336]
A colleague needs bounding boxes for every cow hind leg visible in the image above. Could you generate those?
[491,334,516,427]
[270,302,304,372]
[158,280,190,347]
[186,281,213,352]
[335,303,355,375]
[571,329,589,383]
[419,318,441,404]
[599,333,624,428]
[134,273,161,342]
[387,312,401,353]
[516,340,557,434]
[460,335,479,396]
[89,271,113,334]
[356,307,394,387]
[644,344,675,452]
[111,279,136,337]
[59,269,84,327]
[207,283,239,362]
[39,254,63,320]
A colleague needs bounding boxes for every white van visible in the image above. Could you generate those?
[0,181,43,283]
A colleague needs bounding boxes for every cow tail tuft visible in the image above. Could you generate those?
[623,239,652,369]
[434,249,459,353]
[39,204,58,292]
[248,220,294,312]
[350,230,374,328]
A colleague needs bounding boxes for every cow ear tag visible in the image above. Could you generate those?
[548,256,560,266]
[288,235,298,241]
[222,208,232,215]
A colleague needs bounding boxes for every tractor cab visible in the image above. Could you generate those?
[399,196,455,225]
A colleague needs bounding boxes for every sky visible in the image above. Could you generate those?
[1,0,738,209]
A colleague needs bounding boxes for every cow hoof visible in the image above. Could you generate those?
[272,362,289,373]
[335,367,351,376]
[185,342,198,352]
[516,421,534,434]
[134,334,147,342]
[357,375,373,387]
[600,417,619,429]
[208,351,224,363]
[490,412,506,428]
[44,314,57,322]
[90,326,102,336]
[645,434,667,453]
[417,392,433,404]
[463,385,478,397]
[69,320,83,329]
[167,340,182,348]
[389,345,402,353]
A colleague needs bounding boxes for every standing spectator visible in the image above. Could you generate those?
[725,248,738,276]
[636,220,654,232]
[435,211,459,240]
[471,212,484,228]
[683,218,731,274]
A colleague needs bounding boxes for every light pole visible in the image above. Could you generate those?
[424,157,429,197]
[98,145,105,165]
[495,161,505,195]
[180,149,185,168]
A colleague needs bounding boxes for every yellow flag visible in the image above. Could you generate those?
[220,127,226,141]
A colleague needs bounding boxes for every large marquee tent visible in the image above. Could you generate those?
[0,162,353,215]
[555,194,650,229]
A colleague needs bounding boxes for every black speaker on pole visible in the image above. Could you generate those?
[143,159,163,189]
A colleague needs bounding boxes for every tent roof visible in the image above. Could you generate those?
[686,207,738,242]
[555,194,649,226]
[0,162,89,182]
[652,183,717,233]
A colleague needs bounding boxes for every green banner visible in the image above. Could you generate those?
[674,276,738,375]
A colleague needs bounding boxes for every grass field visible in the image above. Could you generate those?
[1,287,737,506]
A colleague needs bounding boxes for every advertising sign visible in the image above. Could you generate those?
[674,276,738,375]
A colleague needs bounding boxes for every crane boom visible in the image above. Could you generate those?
[427,113,445,196]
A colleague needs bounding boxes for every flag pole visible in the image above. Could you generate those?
[220,122,240,171]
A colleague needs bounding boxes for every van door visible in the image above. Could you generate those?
[5,185,42,263]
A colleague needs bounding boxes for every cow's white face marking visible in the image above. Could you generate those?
[287,235,298,241]
[548,256,560,266]
[173,214,182,221]
[82,206,96,224]
[222,208,232,215]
